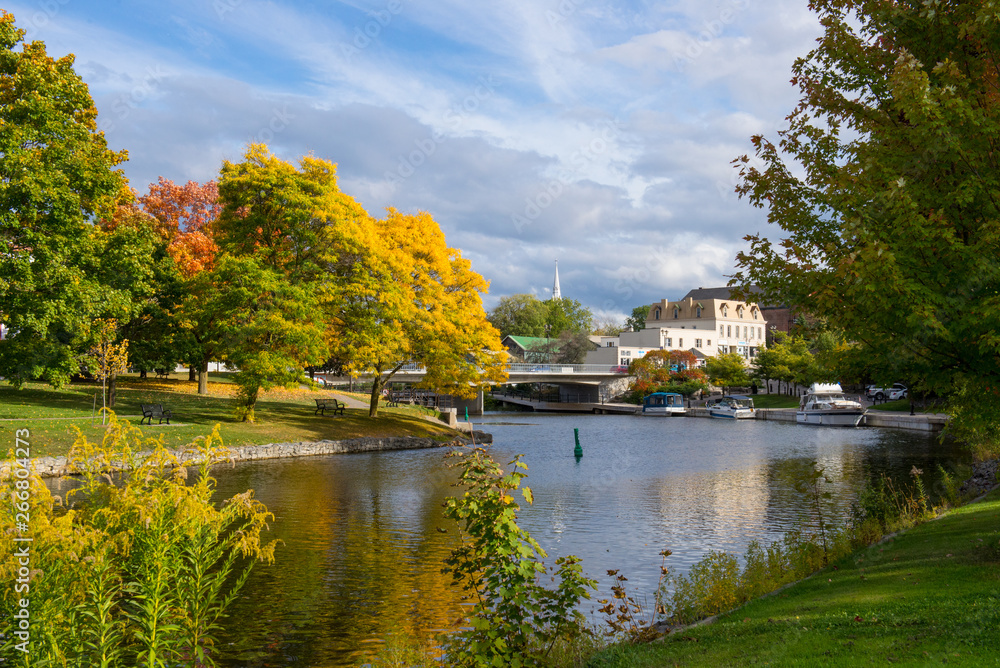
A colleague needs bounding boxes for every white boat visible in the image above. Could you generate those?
[707,395,756,419]
[642,392,686,415]
[797,383,866,427]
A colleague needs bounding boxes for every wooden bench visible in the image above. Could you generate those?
[140,404,172,425]
[314,398,345,416]
[154,369,171,380]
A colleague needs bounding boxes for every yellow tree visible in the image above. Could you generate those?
[84,318,129,422]
[331,208,507,417]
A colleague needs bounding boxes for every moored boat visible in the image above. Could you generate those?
[642,392,686,415]
[707,395,756,419]
[796,383,865,427]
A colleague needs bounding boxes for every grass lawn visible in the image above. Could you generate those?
[0,379,458,459]
[750,394,800,409]
[588,488,1000,667]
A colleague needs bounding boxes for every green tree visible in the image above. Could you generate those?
[545,297,592,337]
[182,255,328,422]
[487,294,551,338]
[732,1,1000,454]
[706,352,750,395]
[624,304,651,332]
[0,11,134,387]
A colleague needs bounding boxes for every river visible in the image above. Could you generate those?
[212,413,967,666]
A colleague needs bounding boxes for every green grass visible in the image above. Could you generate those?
[0,380,459,458]
[750,394,800,409]
[587,489,1000,667]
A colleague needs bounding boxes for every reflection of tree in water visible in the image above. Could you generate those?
[214,453,466,667]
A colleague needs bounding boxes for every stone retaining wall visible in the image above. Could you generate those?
[5,431,495,480]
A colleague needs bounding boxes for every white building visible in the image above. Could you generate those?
[586,288,767,367]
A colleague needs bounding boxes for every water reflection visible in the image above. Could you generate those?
[209,414,967,666]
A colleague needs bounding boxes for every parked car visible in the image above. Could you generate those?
[866,383,907,401]
[888,387,908,401]
[611,365,630,374]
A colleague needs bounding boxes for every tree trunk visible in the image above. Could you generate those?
[139,368,147,379]
[188,365,197,382]
[198,359,209,395]
[369,376,386,418]
[108,372,118,407]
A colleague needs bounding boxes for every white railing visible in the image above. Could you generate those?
[359,363,629,377]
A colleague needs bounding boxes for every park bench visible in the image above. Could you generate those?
[140,404,172,425]
[154,369,171,379]
[314,398,345,416]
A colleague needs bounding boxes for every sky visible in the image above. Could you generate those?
[8,0,824,321]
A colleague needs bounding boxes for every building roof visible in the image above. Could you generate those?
[680,286,788,310]
[502,335,560,351]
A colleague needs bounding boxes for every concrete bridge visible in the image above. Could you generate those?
[378,362,629,385]
[316,363,632,415]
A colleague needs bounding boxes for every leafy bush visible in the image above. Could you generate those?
[441,447,596,667]
[0,412,276,667]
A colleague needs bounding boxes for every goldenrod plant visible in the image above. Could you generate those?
[0,413,276,667]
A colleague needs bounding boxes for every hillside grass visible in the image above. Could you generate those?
[587,488,1000,667]
[0,379,457,458]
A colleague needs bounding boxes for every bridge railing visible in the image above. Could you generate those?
[346,363,631,377]
[504,363,629,375]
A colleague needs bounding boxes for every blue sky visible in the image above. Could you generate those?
[9,0,823,321]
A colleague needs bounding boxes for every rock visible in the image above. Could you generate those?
[959,459,999,497]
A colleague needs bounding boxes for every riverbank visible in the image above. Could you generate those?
[0,379,465,457]
[6,430,494,479]
[587,485,1000,667]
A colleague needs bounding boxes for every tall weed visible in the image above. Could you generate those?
[0,412,276,667]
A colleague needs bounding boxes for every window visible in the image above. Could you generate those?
[719,325,725,337]
[654,308,661,320]
[727,325,731,338]
[673,307,678,319]
[749,327,754,340]
[759,327,763,339]
[696,306,702,318]
[707,339,712,346]
[721,304,728,317]
[665,337,672,347]
[744,326,748,339]
[752,308,758,320]
[737,306,744,319]
[679,338,684,348]
[695,338,702,348]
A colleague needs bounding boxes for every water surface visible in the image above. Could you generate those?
[212,414,966,666]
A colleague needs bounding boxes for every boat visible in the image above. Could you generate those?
[642,392,686,416]
[707,395,756,419]
[796,383,866,427]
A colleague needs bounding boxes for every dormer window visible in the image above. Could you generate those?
[737,306,744,319]
[673,307,678,319]
[721,304,728,317]
[752,308,758,321]
[654,308,661,320]
[696,305,702,318]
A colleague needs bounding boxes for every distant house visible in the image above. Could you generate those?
[585,287,769,367]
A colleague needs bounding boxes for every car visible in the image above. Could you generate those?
[610,365,630,374]
[866,383,907,401]
[888,387,908,401]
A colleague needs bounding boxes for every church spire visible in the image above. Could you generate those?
[552,260,562,300]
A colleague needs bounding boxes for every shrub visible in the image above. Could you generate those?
[441,447,596,667]
[0,412,276,667]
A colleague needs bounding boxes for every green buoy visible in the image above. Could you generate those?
[574,428,583,458]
